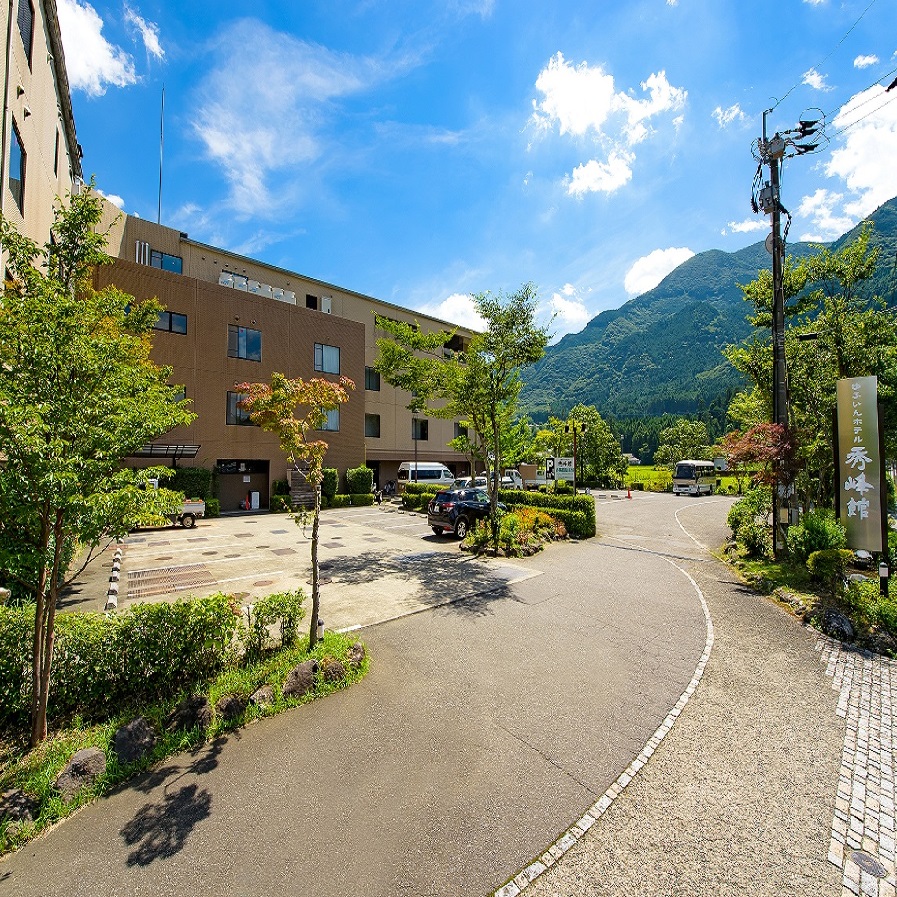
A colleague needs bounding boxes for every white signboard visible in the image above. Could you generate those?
[555,456,575,482]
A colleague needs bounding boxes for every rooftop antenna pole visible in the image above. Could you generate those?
[157,85,164,225]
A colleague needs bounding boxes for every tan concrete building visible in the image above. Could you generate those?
[99,214,477,509]
[1,0,80,250]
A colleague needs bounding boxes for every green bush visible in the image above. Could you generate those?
[738,519,772,559]
[246,590,305,660]
[346,466,374,494]
[272,479,291,496]
[402,482,437,495]
[329,495,351,509]
[497,489,596,538]
[321,468,338,499]
[727,486,771,543]
[786,509,846,563]
[204,497,220,518]
[270,495,292,513]
[165,467,213,500]
[808,548,854,600]
[350,493,375,507]
[0,593,242,727]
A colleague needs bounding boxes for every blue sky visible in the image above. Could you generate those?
[57,0,897,340]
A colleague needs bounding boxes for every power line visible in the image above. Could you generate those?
[832,91,897,135]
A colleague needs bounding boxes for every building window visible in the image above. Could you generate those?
[150,249,183,274]
[317,408,339,432]
[18,0,33,67]
[365,367,380,391]
[306,294,318,310]
[154,311,188,334]
[9,122,25,214]
[365,414,381,438]
[228,325,262,362]
[226,391,253,426]
[314,343,340,374]
[412,418,429,441]
[454,423,468,439]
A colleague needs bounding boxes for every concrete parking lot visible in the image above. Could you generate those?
[61,503,544,632]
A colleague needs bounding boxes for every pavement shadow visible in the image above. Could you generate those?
[119,736,229,865]
[327,549,517,617]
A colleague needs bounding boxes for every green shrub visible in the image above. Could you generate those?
[807,548,854,599]
[321,468,338,499]
[329,495,351,509]
[164,467,213,499]
[346,466,374,494]
[204,497,220,518]
[728,485,771,544]
[350,493,375,507]
[889,529,897,569]
[270,495,292,513]
[0,593,242,727]
[786,509,846,563]
[246,590,305,659]
[497,489,596,538]
[738,519,772,559]
[272,479,291,496]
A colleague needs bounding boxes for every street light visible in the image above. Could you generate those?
[565,421,587,494]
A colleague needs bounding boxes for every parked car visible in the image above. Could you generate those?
[500,470,524,489]
[451,476,488,490]
[427,488,503,538]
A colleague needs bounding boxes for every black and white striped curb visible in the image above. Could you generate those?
[493,559,714,897]
[817,636,897,897]
[103,541,125,611]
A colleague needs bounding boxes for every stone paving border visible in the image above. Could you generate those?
[103,540,124,611]
[492,556,715,897]
[817,635,897,897]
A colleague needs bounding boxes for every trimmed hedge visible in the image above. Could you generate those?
[322,468,338,499]
[0,593,242,728]
[205,497,220,518]
[346,466,374,494]
[350,493,375,507]
[498,489,596,538]
[163,467,213,500]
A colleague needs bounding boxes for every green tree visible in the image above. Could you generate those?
[237,372,354,649]
[0,186,194,745]
[653,418,711,466]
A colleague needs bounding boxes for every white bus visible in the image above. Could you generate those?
[672,460,717,496]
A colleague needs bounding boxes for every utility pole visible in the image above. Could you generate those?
[754,110,821,557]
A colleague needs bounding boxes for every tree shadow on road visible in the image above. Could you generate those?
[327,549,519,617]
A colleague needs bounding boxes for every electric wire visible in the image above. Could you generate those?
[830,90,897,136]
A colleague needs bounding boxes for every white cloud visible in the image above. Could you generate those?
[624,247,694,296]
[531,53,685,196]
[56,0,136,96]
[544,285,591,339]
[854,54,879,69]
[713,103,744,128]
[97,189,125,209]
[825,85,897,220]
[418,293,486,331]
[124,5,163,60]
[566,152,633,196]
[802,67,832,91]
[721,218,767,236]
[797,188,855,240]
[192,20,400,215]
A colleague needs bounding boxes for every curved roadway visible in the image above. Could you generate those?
[1,491,834,897]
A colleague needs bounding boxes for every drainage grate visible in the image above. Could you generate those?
[851,850,888,879]
[127,563,216,600]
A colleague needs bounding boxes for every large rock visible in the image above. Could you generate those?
[250,684,274,707]
[55,747,107,801]
[282,660,319,699]
[112,717,156,766]
[166,695,212,733]
[216,694,247,722]
[822,609,855,643]
[322,659,346,685]
[346,642,366,669]
[0,788,39,836]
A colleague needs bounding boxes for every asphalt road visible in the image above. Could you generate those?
[2,492,723,897]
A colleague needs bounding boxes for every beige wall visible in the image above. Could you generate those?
[109,215,478,485]
[0,0,80,252]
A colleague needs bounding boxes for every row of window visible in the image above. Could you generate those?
[226,391,339,430]
[362,417,466,441]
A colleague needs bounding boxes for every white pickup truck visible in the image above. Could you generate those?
[146,479,205,528]
[499,469,525,489]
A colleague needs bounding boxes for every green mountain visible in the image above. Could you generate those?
[521,196,897,422]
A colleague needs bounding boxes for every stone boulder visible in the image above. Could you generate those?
[0,788,39,836]
[282,660,319,699]
[216,694,247,722]
[346,642,366,669]
[822,609,855,643]
[112,717,156,766]
[55,747,107,801]
[166,695,212,733]
[250,684,275,707]
[322,659,346,684]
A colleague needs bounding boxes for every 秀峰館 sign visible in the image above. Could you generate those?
[836,376,883,552]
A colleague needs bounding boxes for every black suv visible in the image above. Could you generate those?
[427,488,502,538]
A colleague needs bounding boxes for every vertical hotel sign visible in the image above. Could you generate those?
[836,376,882,551]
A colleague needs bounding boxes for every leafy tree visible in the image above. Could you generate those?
[653,419,711,466]
[237,372,354,649]
[0,186,194,745]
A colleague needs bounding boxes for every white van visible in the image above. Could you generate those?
[397,462,455,492]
